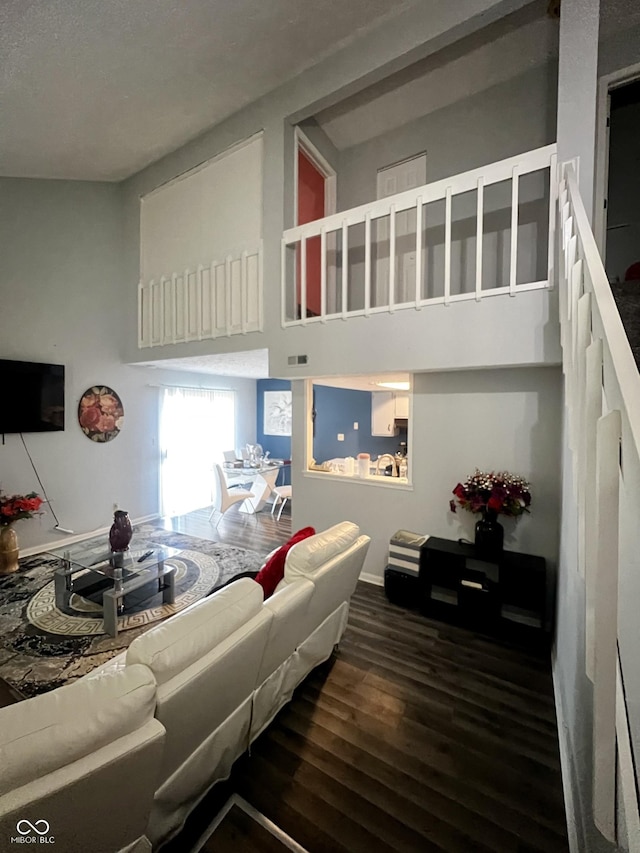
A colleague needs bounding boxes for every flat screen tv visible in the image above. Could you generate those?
[0,359,65,433]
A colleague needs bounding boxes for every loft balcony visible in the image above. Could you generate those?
[281,144,558,327]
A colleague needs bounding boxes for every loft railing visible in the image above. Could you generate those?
[138,244,263,348]
[559,163,640,849]
[281,144,557,326]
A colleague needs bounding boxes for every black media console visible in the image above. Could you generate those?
[385,535,549,647]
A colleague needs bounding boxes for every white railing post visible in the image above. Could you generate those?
[509,166,519,296]
[280,239,287,328]
[547,153,558,288]
[240,254,247,334]
[576,291,591,574]
[320,227,327,321]
[475,178,484,302]
[592,409,621,844]
[137,282,144,348]
[364,213,372,317]
[224,258,231,337]
[197,266,204,339]
[341,221,348,319]
[300,237,307,325]
[415,198,422,309]
[389,205,396,313]
[584,337,603,679]
[444,187,452,307]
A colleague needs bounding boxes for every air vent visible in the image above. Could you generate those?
[287,355,308,365]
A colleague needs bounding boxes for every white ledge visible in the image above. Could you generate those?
[303,470,413,490]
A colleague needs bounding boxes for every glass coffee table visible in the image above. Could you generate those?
[48,543,181,637]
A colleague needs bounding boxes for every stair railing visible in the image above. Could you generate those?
[559,161,640,849]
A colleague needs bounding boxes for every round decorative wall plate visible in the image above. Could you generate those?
[78,386,124,442]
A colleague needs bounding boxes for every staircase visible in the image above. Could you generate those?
[558,161,640,850]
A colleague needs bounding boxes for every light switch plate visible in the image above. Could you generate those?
[353,422,359,430]
[337,433,344,441]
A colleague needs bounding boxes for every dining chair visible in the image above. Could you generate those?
[270,485,292,521]
[209,464,254,527]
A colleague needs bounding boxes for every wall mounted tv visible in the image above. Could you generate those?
[0,359,65,434]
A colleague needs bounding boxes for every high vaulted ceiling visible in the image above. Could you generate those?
[0,0,417,182]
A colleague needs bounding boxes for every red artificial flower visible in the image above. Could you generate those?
[449,469,532,518]
[0,490,44,525]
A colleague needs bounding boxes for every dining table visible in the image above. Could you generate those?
[223,460,288,514]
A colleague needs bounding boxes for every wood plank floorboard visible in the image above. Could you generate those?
[161,504,292,554]
[164,518,567,853]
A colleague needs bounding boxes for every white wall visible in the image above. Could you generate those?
[0,178,256,551]
[119,0,547,371]
[292,366,562,582]
[140,134,263,282]
[336,63,557,209]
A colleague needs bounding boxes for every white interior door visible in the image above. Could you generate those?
[375,153,427,306]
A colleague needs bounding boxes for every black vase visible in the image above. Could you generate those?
[109,510,132,552]
[474,510,503,556]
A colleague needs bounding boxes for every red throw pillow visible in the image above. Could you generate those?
[254,526,316,599]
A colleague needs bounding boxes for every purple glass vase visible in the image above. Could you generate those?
[109,510,132,552]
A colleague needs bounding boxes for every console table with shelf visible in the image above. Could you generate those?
[385,535,549,646]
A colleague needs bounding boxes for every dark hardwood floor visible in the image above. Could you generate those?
[161,503,292,554]
[164,508,568,853]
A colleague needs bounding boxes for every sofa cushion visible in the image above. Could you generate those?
[284,521,360,583]
[126,577,263,685]
[0,664,157,797]
[255,527,315,598]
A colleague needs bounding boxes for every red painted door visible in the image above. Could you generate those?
[297,149,325,317]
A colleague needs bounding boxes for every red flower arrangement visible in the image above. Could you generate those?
[450,469,531,518]
[0,491,44,526]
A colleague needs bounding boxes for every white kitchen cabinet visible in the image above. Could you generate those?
[394,394,409,418]
[371,392,396,436]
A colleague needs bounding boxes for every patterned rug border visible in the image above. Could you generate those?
[0,524,266,698]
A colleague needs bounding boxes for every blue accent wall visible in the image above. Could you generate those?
[257,379,291,485]
[312,384,406,463]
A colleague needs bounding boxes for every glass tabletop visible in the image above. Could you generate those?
[46,542,182,578]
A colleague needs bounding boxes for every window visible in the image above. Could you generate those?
[160,387,235,516]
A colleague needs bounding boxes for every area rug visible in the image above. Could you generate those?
[0,523,265,698]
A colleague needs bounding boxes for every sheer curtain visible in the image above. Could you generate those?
[160,387,235,517]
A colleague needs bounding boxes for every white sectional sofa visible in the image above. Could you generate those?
[0,521,370,852]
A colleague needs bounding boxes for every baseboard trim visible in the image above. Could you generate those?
[20,513,162,558]
[552,665,581,853]
[360,571,384,587]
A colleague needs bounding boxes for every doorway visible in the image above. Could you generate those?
[375,153,427,306]
[295,129,336,318]
[602,79,640,284]
[160,387,236,517]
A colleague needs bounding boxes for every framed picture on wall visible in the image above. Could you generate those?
[264,390,292,436]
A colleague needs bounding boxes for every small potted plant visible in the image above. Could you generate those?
[0,490,44,575]
[449,469,531,555]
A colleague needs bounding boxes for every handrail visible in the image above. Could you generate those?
[282,144,557,326]
[564,165,640,455]
[284,144,556,242]
[560,162,640,849]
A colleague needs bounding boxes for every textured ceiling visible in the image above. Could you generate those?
[0,0,415,181]
[138,348,270,378]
